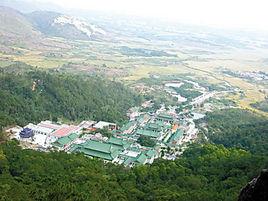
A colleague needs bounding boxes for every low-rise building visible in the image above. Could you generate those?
[122,149,158,167]
[37,120,62,130]
[156,113,174,124]
[71,140,120,162]
[107,136,131,150]
[19,128,34,138]
[51,125,80,138]
[25,123,54,136]
[53,133,78,150]
[78,120,96,130]
[120,121,137,134]
[136,129,161,139]
[167,129,184,145]
[94,121,117,130]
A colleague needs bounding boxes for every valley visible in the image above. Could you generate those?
[1,7,267,116]
[0,2,268,201]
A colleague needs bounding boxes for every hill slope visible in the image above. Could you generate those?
[0,70,142,128]
[0,6,41,47]
[0,142,267,201]
[27,11,106,40]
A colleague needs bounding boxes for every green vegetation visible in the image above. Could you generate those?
[119,46,176,57]
[170,85,202,101]
[0,71,142,129]
[137,135,156,147]
[0,141,267,201]
[0,61,33,73]
[208,98,237,107]
[200,109,268,154]
[92,128,113,138]
[250,98,268,112]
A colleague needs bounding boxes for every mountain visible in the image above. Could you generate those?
[0,6,41,47]
[27,11,106,40]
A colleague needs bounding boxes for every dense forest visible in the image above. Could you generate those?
[0,71,142,129]
[0,69,267,201]
[198,109,268,154]
[0,141,267,201]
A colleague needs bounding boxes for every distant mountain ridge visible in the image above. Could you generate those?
[27,11,106,40]
[0,6,41,47]
[0,6,106,44]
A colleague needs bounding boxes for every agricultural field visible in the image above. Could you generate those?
[1,17,268,116]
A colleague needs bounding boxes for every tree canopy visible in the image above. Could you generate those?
[198,109,268,154]
[0,71,142,129]
[0,142,267,201]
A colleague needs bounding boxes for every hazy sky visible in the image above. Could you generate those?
[37,0,268,30]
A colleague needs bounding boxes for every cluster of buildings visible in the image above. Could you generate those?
[223,69,268,81]
[8,105,197,167]
[7,80,210,167]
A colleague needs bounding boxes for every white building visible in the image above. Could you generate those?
[93,121,117,130]
[25,123,54,136]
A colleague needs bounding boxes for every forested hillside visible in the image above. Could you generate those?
[0,141,267,201]
[199,109,268,154]
[0,71,142,129]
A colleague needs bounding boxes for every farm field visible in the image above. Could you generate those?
[1,24,268,116]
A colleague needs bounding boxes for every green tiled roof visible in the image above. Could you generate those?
[129,146,141,153]
[164,124,172,129]
[157,113,174,120]
[82,140,115,153]
[168,129,183,143]
[122,151,156,166]
[120,121,136,132]
[79,147,118,161]
[53,133,78,147]
[154,120,165,127]
[69,144,79,152]
[145,123,162,132]
[136,129,160,138]
[144,149,157,158]
[123,156,135,166]
[107,137,131,150]
[73,140,120,161]
[137,115,145,123]
[137,114,149,124]
[136,153,147,164]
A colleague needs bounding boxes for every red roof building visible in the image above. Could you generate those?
[51,125,79,138]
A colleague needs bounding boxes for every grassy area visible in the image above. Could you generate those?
[123,64,192,81]
[1,35,267,117]
[223,77,268,116]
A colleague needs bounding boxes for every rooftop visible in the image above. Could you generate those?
[136,153,147,164]
[107,137,131,150]
[26,123,54,134]
[53,133,78,148]
[145,123,162,132]
[144,149,157,158]
[94,121,116,129]
[78,120,96,129]
[51,125,79,138]
[120,121,136,132]
[157,113,174,120]
[168,129,184,143]
[37,120,62,130]
[136,129,161,138]
[73,140,120,161]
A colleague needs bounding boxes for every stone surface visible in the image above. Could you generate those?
[238,169,268,201]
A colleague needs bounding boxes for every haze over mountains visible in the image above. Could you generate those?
[2,0,268,49]
[0,6,106,42]
[0,1,268,201]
